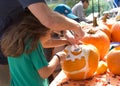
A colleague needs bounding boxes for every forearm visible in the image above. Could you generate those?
[42,39,69,48]
[38,54,59,79]
[50,12,81,31]
[28,3,81,31]
[28,2,85,44]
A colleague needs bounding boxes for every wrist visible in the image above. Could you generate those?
[54,53,60,63]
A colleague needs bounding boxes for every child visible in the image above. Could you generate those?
[1,14,69,86]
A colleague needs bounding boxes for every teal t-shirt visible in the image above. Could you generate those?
[8,41,49,86]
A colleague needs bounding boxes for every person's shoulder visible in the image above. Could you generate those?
[72,2,82,9]
[19,0,46,8]
[75,2,83,8]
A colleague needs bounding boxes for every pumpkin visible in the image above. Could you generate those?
[97,16,112,40]
[100,14,116,30]
[95,61,107,75]
[81,29,110,60]
[62,44,99,80]
[106,46,120,75]
[96,23,111,40]
[92,17,111,40]
[111,21,120,42]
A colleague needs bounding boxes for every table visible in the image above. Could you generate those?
[50,70,120,86]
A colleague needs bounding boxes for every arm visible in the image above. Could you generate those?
[76,5,87,21]
[28,3,79,31]
[28,2,85,41]
[40,31,69,48]
[38,51,67,79]
[42,39,69,48]
[40,29,79,47]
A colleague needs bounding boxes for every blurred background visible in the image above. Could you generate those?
[47,0,117,18]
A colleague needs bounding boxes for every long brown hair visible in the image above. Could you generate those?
[1,14,50,57]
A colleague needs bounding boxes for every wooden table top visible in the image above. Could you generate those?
[50,70,120,86]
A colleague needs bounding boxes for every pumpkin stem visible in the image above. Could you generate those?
[102,14,108,22]
[87,29,95,34]
[93,17,98,27]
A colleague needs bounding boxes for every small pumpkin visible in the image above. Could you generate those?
[62,44,99,80]
[95,61,107,75]
[106,46,120,75]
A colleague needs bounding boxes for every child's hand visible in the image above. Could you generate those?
[55,51,67,63]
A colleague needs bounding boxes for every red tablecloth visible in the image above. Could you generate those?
[50,70,120,86]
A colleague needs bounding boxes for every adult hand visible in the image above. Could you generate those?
[64,30,76,44]
[65,28,85,45]
[73,26,85,42]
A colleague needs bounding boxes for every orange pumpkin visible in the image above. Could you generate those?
[97,23,111,40]
[92,17,111,40]
[111,21,120,42]
[81,29,110,60]
[100,14,116,30]
[62,44,99,80]
[95,61,107,75]
[106,18,116,30]
[106,46,120,75]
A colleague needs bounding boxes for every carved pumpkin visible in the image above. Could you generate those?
[111,22,120,42]
[81,29,110,60]
[106,46,120,75]
[62,44,99,80]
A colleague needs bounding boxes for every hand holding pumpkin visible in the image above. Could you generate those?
[55,51,68,63]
